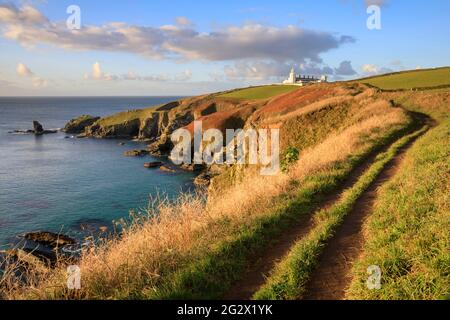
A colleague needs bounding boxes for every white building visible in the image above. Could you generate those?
[282,67,327,86]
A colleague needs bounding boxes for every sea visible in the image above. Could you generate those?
[0,96,196,248]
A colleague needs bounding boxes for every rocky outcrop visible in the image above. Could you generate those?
[194,172,212,187]
[160,165,176,173]
[5,231,79,265]
[86,118,141,138]
[146,111,194,156]
[144,161,163,168]
[24,231,76,247]
[33,121,44,134]
[64,115,100,134]
[138,112,170,140]
[10,121,57,135]
[180,163,206,172]
[124,149,150,157]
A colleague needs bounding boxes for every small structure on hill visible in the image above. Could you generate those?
[282,67,327,86]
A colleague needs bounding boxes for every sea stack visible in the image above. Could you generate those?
[33,121,44,135]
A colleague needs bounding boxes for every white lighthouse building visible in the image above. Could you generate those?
[282,67,327,86]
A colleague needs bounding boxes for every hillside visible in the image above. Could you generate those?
[1,69,449,300]
[360,66,450,90]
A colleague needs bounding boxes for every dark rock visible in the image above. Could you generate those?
[64,115,100,134]
[144,161,164,168]
[10,122,57,135]
[194,172,212,187]
[0,249,41,281]
[23,231,76,248]
[42,129,58,134]
[159,165,176,173]
[124,149,150,157]
[33,121,44,134]
[180,163,206,172]
[9,129,34,134]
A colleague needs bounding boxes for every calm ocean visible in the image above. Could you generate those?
[0,96,195,248]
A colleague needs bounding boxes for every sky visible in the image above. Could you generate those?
[0,0,449,96]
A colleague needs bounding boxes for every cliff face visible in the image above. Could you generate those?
[64,115,100,134]
[79,94,245,143]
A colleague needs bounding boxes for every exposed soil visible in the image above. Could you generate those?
[224,111,433,300]
[223,135,397,300]
[302,126,429,300]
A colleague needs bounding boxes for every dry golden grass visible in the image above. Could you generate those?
[2,91,409,300]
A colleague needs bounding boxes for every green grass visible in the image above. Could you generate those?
[361,67,450,90]
[96,108,155,126]
[253,127,428,300]
[347,123,449,299]
[142,119,416,299]
[218,85,300,100]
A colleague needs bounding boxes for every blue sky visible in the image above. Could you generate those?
[0,0,449,96]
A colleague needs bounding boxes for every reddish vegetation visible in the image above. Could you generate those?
[253,85,336,119]
[184,104,256,134]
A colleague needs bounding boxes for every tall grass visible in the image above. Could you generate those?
[252,127,428,300]
[346,92,450,300]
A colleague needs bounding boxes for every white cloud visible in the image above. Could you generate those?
[84,62,192,82]
[362,64,379,74]
[224,61,291,81]
[84,62,118,81]
[16,62,33,77]
[16,62,47,87]
[364,0,387,7]
[361,63,393,76]
[0,4,355,64]
[32,76,47,87]
[0,4,47,25]
[175,69,192,81]
[175,16,193,27]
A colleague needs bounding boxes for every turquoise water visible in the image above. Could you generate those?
[0,97,195,248]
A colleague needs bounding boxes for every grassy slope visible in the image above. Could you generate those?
[96,108,156,126]
[253,127,428,300]
[218,85,300,100]
[361,67,450,90]
[147,116,413,299]
[347,90,450,300]
[348,120,449,300]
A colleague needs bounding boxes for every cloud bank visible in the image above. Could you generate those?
[84,62,193,82]
[222,60,356,81]
[0,4,354,64]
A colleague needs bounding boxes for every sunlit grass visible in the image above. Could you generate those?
[361,67,450,90]
[218,85,300,100]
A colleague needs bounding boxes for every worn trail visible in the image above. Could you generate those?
[302,125,429,300]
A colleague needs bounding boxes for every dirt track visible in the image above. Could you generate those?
[224,133,403,300]
[224,111,432,300]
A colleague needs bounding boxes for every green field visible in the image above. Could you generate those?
[218,85,300,100]
[361,67,450,90]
